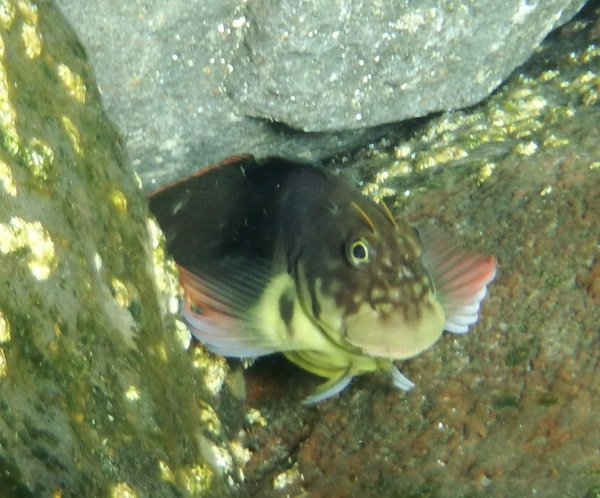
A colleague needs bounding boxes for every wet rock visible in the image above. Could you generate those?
[0,1,241,496]
[228,0,585,132]
[53,0,587,187]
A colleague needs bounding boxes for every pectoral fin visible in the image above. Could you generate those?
[419,226,497,334]
[390,365,415,391]
[302,370,354,405]
[180,263,284,357]
[179,258,324,358]
[302,364,415,405]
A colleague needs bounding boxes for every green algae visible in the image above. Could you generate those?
[403,481,441,498]
[504,345,532,367]
[0,1,241,495]
[537,393,559,407]
[491,393,521,410]
[585,484,600,498]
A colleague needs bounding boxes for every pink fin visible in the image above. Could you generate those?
[302,372,353,405]
[390,365,416,391]
[419,226,497,334]
[178,265,282,357]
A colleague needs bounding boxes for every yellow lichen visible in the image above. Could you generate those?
[111,189,128,213]
[477,162,496,186]
[539,69,559,82]
[581,44,600,63]
[21,22,41,59]
[17,1,37,25]
[229,439,252,468]
[159,461,176,484]
[389,159,412,176]
[111,278,131,308]
[61,115,82,156]
[0,159,16,195]
[0,39,20,157]
[24,138,54,180]
[0,217,56,280]
[582,89,598,106]
[245,408,267,427]
[178,463,213,495]
[156,343,168,362]
[148,217,181,303]
[0,1,16,30]
[431,145,468,164]
[542,134,569,148]
[18,2,41,58]
[192,346,228,396]
[514,141,538,156]
[413,151,438,171]
[204,442,233,474]
[0,310,11,343]
[110,482,137,498]
[273,463,303,490]
[197,400,222,435]
[175,319,191,349]
[393,144,412,159]
[0,348,7,378]
[575,70,595,85]
[57,63,86,104]
[125,384,141,402]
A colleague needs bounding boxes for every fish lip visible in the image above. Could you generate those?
[342,295,445,360]
[344,329,440,360]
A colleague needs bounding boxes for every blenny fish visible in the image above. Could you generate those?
[149,155,496,404]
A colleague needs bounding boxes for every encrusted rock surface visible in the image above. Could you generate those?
[0,1,242,495]
[2,1,599,496]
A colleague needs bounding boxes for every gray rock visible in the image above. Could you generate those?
[0,1,238,495]
[53,0,388,189]
[52,0,586,188]
[230,0,586,131]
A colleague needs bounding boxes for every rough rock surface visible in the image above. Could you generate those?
[3,1,599,496]
[53,0,587,187]
[228,0,586,131]
[0,1,241,496]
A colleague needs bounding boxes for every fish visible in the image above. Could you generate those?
[148,155,497,404]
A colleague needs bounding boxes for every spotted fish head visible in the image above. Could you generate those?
[293,192,445,361]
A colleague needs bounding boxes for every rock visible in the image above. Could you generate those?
[52,0,587,187]
[0,1,241,495]
[53,0,392,189]
[228,0,586,132]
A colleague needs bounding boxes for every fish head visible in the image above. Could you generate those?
[294,193,445,361]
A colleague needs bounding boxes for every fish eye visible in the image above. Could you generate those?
[346,238,371,267]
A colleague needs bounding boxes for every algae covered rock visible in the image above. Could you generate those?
[0,1,240,495]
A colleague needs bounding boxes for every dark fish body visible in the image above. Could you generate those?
[149,155,496,403]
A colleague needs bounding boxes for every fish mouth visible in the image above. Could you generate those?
[343,292,446,360]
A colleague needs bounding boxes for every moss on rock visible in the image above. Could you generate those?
[0,1,240,496]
